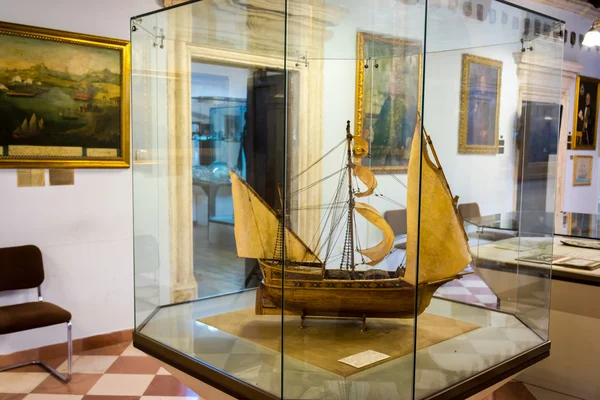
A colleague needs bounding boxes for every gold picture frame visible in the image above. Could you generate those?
[0,22,130,168]
[354,31,423,174]
[573,155,593,186]
[458,54,502,154]
[572,75,599,150]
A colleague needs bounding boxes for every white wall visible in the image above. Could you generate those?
[191,63,250,99]
[0,0,160,354]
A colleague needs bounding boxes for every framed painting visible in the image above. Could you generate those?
[458,54,502,154]
[354,31,422,174]
[0,22,130,168]
[573,155,592,186]
[572,75,599,150]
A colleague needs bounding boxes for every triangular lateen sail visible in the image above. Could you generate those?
[355,202,395,266]
[405,121,471,285]
[353,165,377,198]
[229,170,321,263]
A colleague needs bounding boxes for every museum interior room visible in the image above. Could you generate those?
[0,0,600,399]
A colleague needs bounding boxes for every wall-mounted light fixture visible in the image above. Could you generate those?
[582,17,600,47]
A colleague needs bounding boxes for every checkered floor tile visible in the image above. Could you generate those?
[436,267,500,309]
[0,343,201,400]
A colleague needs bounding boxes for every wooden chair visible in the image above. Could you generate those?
[457,202,482,221]
[0,245,72,382]
[384,209,407,250]
[458,202,515,242]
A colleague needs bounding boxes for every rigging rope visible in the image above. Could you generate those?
[374,191,406,209]
[291,201,347,211]
[353,214,366,264]
[322,155,349,263]
[290,168,345,197]
[382,167,408,189]
[291,138,346,182]
[306,150,348,261]
[306,165,346,253]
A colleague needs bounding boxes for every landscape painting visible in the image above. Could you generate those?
[0,22,130,168]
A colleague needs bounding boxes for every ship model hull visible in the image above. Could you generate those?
[257,260,461,319]
[260,280,451,319]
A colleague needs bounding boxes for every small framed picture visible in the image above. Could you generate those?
[573,155,593,186]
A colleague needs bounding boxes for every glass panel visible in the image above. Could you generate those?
[417,0,563,397]
[282,0,424,398]
[132,0,562,398]
[514,10,563,342]
[132,12,167,326]
[191,63,255,299]
[132,1,287,397]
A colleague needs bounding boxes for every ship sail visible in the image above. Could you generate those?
[352,165,377,198]
[353,135,369,159]
[355,202,395,265]
[29,114,38,134]
[404,121,471,286]
[230,170,321,263]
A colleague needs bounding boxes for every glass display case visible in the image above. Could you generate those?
[131,0,564,399]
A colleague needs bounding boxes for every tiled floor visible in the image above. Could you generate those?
[437,266,500,309]
[0,342,200,400]
[1,340,571,399]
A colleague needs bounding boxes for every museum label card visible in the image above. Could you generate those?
[17,169,45,187]
[338,350,390,369]
[49,169,75,186]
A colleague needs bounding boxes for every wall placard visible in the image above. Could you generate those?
[49,169,75,186]
[17,169,44,187]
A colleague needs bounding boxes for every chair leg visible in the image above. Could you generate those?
[67,321,72,376]
[0,322,72,383]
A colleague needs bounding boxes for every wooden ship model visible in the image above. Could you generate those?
[230,118,472,327]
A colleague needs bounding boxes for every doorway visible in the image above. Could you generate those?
[190,61,297,297]
[515,101,561,232]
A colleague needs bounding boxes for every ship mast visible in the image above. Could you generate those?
[341,120,355,271]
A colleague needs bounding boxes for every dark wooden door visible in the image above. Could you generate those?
[515,101,560,220]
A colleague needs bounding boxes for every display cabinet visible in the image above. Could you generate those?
[131,0,564,398]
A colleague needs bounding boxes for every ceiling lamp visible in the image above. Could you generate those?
[582,17,600,47]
